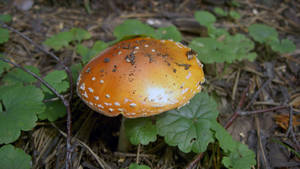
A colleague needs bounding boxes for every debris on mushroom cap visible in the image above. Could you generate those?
[77,37,205,118]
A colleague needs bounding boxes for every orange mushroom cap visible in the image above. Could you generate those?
[77,37,205,118]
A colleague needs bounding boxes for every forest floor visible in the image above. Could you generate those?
[1,0,300,168]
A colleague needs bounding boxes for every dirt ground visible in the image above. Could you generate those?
[1,0,300,168]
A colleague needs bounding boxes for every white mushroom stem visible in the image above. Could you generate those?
[117,117,131,152]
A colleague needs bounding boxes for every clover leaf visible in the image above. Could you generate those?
[157,92,218,153]
[2,65,40,85]
[195,11,216,27]
[129,163,151,169]
[155,26,182,41]
[113,19,156,40]
[0,144,31,169]
[0,85,45,144]
[248,24,278,43]
[0,28,9,44]
[125,118,157,145]
[41,70,69,94]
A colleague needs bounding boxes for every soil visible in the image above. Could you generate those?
[1,0,299,169]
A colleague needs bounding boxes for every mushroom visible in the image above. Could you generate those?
[77,37,205,118]
[77,37,205,150]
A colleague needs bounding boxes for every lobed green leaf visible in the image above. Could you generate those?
[129,163,151,169]
[0,85,45,144]
[0,28,9,44]
[190,34,256,63]
[113,19,156,40]
[248,24,278,43]
[269,38,296,54]
[38,99,66,121]
[214,7,227,16]
[76,40,108,64]
[125,118,157,145]
[0,144,31,169]
[157,92,218,153]
[155,26,182,41]
[69,28,91,42]
[0,14,12,23]
[41,70,69,94]
[44,31,73,50]
[2,65,40,85]
[195,11,216,27]
[0,55,11,75]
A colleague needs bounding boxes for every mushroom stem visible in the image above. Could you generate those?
[117,117,131,152]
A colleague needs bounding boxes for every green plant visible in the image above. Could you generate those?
[214,7,241,20]
[248,23,296,54]
[128,163,151,169]
[191,10,256,64]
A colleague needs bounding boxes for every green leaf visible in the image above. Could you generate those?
[70,63,83,82]
[113,19,156,40]
[44,31,73,51]
[0,28,9,44]
[77,40,108,64]
[269,39,296,54]
[38,99,66,121]
[212,121,256,169]
[157,92,218,153]
[190,37,222,63]
[248,24,278,43]
[125,118,157,145]
[70,28,91,42]
[211,121,236,152]
[214,7,227,16]
[155,26,182,41]
[190,34,256,63]
[41,70,69,94]
[222,143,256,169]
[0,85,45,144]
[229,10,241,20]
[129,163,151,169]
[195,11,216,27]
[0,14,12,23]
[2,65,40,85]
[0,57,11,75]
[0,144,31,169]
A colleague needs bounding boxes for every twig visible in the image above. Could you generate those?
[255,115,270,169]
[239,105,288,116]
[136,144,141,164]
[0,57,63,98]
[184,153,203,169]
[1,22,74,169]
[51,123,112,169]
[244,78,272,110]
[225,85,249,129]
[286,107,300,151]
